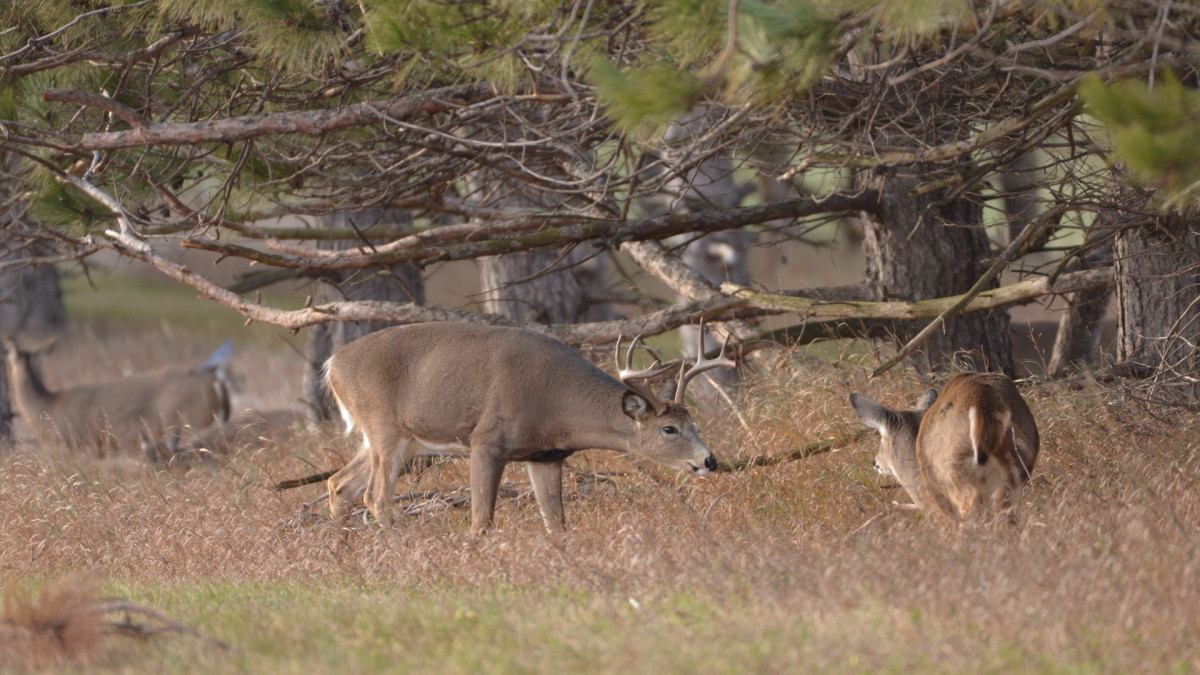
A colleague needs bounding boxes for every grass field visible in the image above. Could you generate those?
[2,287,1199,673]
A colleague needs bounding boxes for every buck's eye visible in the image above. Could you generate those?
[661,425,679,437]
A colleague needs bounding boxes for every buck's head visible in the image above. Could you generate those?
[849,388,937,490]
[616,326,736,475]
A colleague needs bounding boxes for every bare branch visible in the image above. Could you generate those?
[43,89,149,128]
[721,268,1114,321]
[178,192,880,269]
[50,85,497,150]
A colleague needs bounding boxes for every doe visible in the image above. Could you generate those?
[850,373,1040,523]
[315,322,736,534]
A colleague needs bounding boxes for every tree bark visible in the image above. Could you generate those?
[0,151,67,444]
[302,210,425,421]
[858,166,1015,376]
[663,106,757,386]
[466,109,609,326]
[1114,211,1200,398]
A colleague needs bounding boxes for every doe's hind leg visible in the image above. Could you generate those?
[328,447,371,523]
[364,432,415,528]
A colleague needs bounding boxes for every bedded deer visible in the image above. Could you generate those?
[850,373,1040,523]
[294,322,735,534]
[3,336,233,455]
[142,408,306,465]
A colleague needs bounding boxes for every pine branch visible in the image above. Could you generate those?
[48,84,496,150]
[178,192,880,269]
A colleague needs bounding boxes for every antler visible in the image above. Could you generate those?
[615,334,673,413]
[674,319,738,405]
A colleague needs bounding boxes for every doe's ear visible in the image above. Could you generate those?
[849,393,896,434]
[622,391,654,422]
[915,388,938,412]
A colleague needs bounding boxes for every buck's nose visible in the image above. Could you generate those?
[704,455,719,472]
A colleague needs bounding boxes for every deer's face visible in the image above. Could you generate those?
[850,390,937,493]
[623,394,718,474]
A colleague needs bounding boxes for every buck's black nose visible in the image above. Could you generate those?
[704,455,719,472]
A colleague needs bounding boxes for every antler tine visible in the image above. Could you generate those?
[615,333,672,413]
[674,320,738,405]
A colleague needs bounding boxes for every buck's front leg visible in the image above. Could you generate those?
[525,460,566,533]
[469,445,506,536]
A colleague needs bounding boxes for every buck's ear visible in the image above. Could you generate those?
[915,388,938,412]
[849,393,896,434]
[622,391,654,422]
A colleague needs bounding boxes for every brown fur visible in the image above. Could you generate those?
[322,323,732,535]
[142,408,306,466]
[3,337,231,456]
[851,373,1040,523]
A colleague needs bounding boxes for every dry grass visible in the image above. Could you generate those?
[2,329,1199,672]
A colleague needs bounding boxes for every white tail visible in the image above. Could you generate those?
[851,373,1040,523]
[3,336,233,456]
[308,322,736,535]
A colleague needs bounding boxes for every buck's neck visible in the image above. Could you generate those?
[545,378,645,453]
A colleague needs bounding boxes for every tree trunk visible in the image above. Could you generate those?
[479,249,592,323]
[858,167,1015,376]
[303,209,425,421]
[663,106,756,387]
[999,153,1041,246]
[1114,212,1200,398]
[0,152,67,443]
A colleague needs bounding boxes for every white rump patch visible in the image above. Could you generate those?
[968,406,982,465]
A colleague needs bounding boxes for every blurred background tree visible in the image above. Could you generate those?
[1,0,1198,402]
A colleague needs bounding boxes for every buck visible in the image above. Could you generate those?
[850,373,1040,523]
[301,322,735,534]
[3,336,233,455]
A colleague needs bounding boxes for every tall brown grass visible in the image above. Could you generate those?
[1,328,1198,671]
[1,575,110,670]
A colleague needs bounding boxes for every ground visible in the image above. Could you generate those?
[0,276,1197,673]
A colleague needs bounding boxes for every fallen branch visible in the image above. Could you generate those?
[1,575,226,670]
[717,429,871,472]
[721,268,1113,321]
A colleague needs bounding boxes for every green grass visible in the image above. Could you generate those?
[60,268,303,334]
[87,580,1092,674]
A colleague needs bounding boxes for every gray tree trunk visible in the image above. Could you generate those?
[663,107,756,386]
[859,167,1015,376]
[1,154,67,443]
[303,209,425,421]
[999,153,1041,246]
[1114,211,1200,399]
[469,153,604,325]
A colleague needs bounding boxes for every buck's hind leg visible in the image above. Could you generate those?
[365,431,415,528]
[525,460,566,533]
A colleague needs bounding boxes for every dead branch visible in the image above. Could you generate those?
[47,84,497,150]
[721,268,1113,322]
[177,192,881,270]
[717,429,871,471]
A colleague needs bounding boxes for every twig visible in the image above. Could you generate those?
[717,429,870,472]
